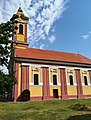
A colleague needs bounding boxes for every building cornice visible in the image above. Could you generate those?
[15,57,91,69]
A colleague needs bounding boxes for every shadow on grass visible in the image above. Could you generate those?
[67,114,91,120]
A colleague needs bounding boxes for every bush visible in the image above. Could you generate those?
[69,103,88,111]
[0,70,16,101]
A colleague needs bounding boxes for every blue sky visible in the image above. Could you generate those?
[0,0,91,58]
[0,0,91,73]
[46,0,91,58]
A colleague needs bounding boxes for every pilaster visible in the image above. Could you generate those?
[60,68,68,99]
[42,67,51,100]
[75,69,83,98]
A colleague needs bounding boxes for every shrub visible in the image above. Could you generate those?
[69,103,88,111]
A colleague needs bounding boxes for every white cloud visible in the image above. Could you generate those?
[82,31,91,40]
[0,65,8,74]
[0,0,68,47]
[51,27,56,33]
[82,34,89,40]
[39,44,45,49]
[88,31,91,34]
[48,35,56,44]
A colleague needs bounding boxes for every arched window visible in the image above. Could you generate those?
[69,75,74,85]
[84,76,88,85]
[34,74,39,85]
[19,24,23,34]
[53,75,57,85]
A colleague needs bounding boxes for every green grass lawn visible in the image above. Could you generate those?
[0,99,91,120]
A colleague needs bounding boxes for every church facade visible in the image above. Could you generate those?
[13,8,91,102]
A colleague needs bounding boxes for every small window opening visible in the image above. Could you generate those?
[84,76,88,85]
[19,24,23,34]
[34,74,39,85]
[53,75,57,85]
[69,75,74,85]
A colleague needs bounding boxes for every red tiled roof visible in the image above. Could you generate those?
[15,48,91,65]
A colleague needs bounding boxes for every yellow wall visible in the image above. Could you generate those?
[50,68,60,84]
[30,86,42,97]
[50,68,52,83]
[66,69,77,95]
[83,86,91,95]
[81,70,90,85]
[81,70,91,95]
[17,64,91,98]
[40,68,42,83]
[16,23,25,42]
[29,66,43,97]
[66,69,76,84]
[17,65,43,98]
[58,68,60,83]
[14,46,26,49]
[50,86,61,96]
[67,86,77,95]
[29,66,32,83]
[30,66,42,84]
[17,34,24,42]
[18,64,21,97]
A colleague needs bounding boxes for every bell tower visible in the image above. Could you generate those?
[13,7,29,49]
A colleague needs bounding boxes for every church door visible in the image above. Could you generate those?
[53,89,58,98]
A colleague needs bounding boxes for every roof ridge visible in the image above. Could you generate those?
[27,47,79,55]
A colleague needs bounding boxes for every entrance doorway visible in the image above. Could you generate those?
[53,89,58,98]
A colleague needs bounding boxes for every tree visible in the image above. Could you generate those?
[0,14,18,68]
[0,70,16,101]
[0,14,18,101]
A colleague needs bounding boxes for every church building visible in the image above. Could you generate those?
[13,7,91,102]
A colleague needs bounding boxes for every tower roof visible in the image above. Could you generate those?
[16,7,29,21]
[18,7,23,12]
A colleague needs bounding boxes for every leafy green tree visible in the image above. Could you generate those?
[0,14,18,67]
[0,70,16,101]
[0,14,18,101]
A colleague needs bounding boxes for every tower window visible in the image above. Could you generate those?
[53,75,57,85]
[84,76,88,85]
[69,75,74,85]
[19,24,23,34]
[34,74,39,85]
